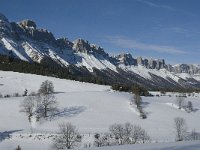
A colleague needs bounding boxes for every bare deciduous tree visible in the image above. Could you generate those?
[109,123,150,145]
[53,122,82,149]
[109,123,124,145]
[190,129,200,141]
[94,133,113,147]
[15,145,22,150]
[38,80,54,95]
[123,122,133,144]
[187,101,193,112]
[140,128,151,143]
[176,97,185,109]
[134,94,142,110]
[174,117,187,141]
[131,125,142,144]
[131,93,146,119]
[36,94,58,118]
[20,96,35,122]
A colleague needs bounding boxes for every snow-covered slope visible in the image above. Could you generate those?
[119,64,180,83]
[0,71,200,149]
[80,141,200,150]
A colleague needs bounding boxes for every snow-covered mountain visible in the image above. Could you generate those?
[0,13,200,89]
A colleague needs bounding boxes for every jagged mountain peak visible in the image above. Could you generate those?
[72,38,109,57]
[114,53,137,66]
[0,12,200,89]
[172,64,200,74]
[19,20,36,29]
[56,38,73,50]
[0,13,8,21]
[0,13,12,37]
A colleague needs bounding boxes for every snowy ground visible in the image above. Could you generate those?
[0,71,200,149]
[81,141,200,150]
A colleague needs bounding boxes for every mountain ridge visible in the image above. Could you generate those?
[0,13,200,90]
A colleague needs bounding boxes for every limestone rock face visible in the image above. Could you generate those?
[73,38,91,53]
[56,38,73,50]
[173,64,200,74]
[19,20,36,29]
[115,53,137,66]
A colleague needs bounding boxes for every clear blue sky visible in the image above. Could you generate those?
[1,0,200,64]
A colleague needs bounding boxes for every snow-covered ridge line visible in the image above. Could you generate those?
[0,12,200,89]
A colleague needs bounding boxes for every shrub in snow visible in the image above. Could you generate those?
[13,92,20,97]
[186,101,193,112]
[174,117,187,141]
[0,93,3,98]
[20,96,36,122]
[109,122,150,146]
[15,145,22,150]
[139,111,147,119]
[189,129,200,141]
[53,122,82,149]
[23,89,28,96]
[131,93,147,119]
[176,97,185,109]
[38,80,54,95]
[94,133,114,147]
[4,94,11,98]
[28,91,37,96]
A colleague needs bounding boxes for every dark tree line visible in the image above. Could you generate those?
[1,54,200,93]
[0,55,108,85]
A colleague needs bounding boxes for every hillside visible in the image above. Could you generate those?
[0,71,200,149]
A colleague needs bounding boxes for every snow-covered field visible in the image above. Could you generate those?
[81,141,200,150]
[0,71,200,149]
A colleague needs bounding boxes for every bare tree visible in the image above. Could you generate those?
[174,117,187,141]
[109,123,124,145]
[190,129,200,141]
[38,80,54,95]
[53,122,82,149]
[134,93,142,110]
[20,96,35,122]
[130,125,150,144]
[109,123,150,145]
[176,97,185,109]
[94,133,113,147]
[15,145,22,150]
[140,128,151,143]
[131,125,142,144]
[132,93,146,119]
[123,122,133,144]
[94,133,101,147]
[187,101,193,112]
[36,94,58,118]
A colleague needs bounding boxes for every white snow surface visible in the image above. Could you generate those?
[0,71,200,149]
[80,141,200,150]
[75,52,117,72]
[119,64,181,83]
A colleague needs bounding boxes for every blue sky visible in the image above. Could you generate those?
[0,0,200,64]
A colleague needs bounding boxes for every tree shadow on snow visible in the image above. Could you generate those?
[50,106,86,120]
[0,129,23,142]
[53,92,66,95]
[193,108,199,112]
[141,102,150,108]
